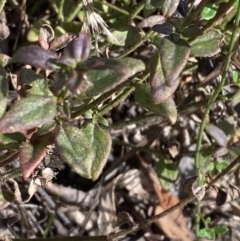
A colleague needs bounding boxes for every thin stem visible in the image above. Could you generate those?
[71,81,129,118]
[98,74,149,116]
[65,1,82,22]
[57,0,65,22]
[117,31,154,59]
[194,0,240,238]
[0,0,6,13]
[94,0,143,20]
[130,0,145,20]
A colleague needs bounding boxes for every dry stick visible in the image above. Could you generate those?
[108,154,240,240]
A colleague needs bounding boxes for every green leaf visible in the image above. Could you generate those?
[198,228,215,239]
[149,50,181,104]
[215,161,229,172]
[0,133,25,149]
[190,29,223,57]
[156,159,178,190]
[135,83,177,124]
[161,0,180,18]
[144,0,162,16]
[213,225,228,234]
[201,4,218,20]
[85,57,145,96]
[160,36,190,87]
[1,188,15,202]
[0,95,57,134]
[232,70,239,83]
[0,66,8,118]
[55,123,112,181]
[107,26,142,47]
[205,217,212,225]
[18,68,53,96]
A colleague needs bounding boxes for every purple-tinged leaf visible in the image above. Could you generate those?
[19,142,47,180]
[107,26,141,47]
[0,95,57,134]
[213,147,228,159]
[205,124,227,147]
[55,123,112,181]
[135,83,177,124]
[150,51,180,104]
[137,15,165,28]
[11,45,58,69]
[62,32,91,62]
[160,36,190,87]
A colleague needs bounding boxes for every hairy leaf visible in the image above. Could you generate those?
[135,83,177,124]
[107,26,141,47]
[85,57,145,96]
[0,95,57,134]
[18,68,53,96]
[160,36,190,87]
[190,29,223,57]
[55,123,112,180]
[150,50,180,104]
[11,45,58,69]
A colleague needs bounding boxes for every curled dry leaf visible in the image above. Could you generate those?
[137,15,165,28]
[0,10,10,40]
[0,66,8,118]
[9,179,37,203]
[192,178,207,200]
[39,24,55,50]
[215,184,240,206]
[49,33,75,51]
[0,215,20,232]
